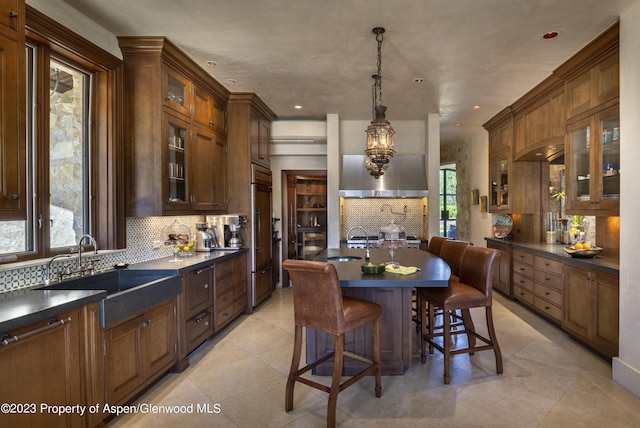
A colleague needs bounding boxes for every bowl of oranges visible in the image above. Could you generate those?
[563,242,603,258]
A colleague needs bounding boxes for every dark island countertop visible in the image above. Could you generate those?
[485,237,619,275]
[315,248,450,287]
[0,248,249,333]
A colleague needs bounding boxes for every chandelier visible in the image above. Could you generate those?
[365,27,395,179]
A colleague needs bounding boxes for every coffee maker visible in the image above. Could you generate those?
[195,222,214,252]
[206,215,246,248]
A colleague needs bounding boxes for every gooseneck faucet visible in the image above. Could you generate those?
[77,234,98,273]
[43,254,74,285]
[346,226,370,261]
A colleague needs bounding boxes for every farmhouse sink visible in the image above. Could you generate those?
[37,269,181,327]
[326,256,362,262]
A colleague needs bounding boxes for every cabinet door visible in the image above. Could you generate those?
[563,265,591,339]
[566,106,619,214]
[140,300,177,379]
[104,314,144,404]
[163,66,190,117]
[0,310,82,428]
[489,152,510,212]
[190,126,217,210]
[253,170,272,268]
[0,20,25,218]
[164,113,190,211]
[212,135,228,210]
[0,0,22,34]
[250,113,270,166]
[192,84,214,128]
[487,241,511,295]
[212,97,227,134]
[593,270,619,357]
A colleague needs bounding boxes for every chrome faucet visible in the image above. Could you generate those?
[43,254,74,285]
[346,226,370,261]
[77,234,98,274]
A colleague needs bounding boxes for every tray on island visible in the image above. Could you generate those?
[563,246,603,258]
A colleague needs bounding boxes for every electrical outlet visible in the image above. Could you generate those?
[152,240,162,249]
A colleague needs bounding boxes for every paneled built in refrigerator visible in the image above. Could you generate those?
[251,164,273,306]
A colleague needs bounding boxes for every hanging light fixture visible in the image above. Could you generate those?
[365,27,395,179]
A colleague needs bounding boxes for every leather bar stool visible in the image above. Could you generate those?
[283,259,382,428]
[414,236,450,329]
[420,239,472,361]
[419,246,503,384]
[427,235,449,256]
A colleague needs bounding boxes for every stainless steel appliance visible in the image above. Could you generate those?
[195,222,213,252]
[206,215,246,249]
[346,235,421,249]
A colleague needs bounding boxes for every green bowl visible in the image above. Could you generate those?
[361,262,385,274]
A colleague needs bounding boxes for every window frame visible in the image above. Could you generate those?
[6,6,125,261]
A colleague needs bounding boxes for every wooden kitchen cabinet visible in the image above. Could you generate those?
[0,307,84,428]
[512,249,564,324]
[565,104,620,215]
[215,253,248,330]
[486,239,511,296]
[251,112,272,167]
[563,264,619,360]
[295,175,327,259]
[0,0,25,219]
[103,298,177,406]
[119,36,230,216]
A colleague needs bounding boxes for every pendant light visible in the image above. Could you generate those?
[365,27,395,179]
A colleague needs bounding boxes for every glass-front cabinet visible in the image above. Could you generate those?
[489,151,510,212]
[165,114,190,210]
[566,105,619,214]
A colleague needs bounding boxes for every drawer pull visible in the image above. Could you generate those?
[545,292,550,296]
[1,317,71,346]
[204,283,209,289]
[195,265,215,275]
[519,292,525,296]
[520,267,525,271]
[545,306,551,310]
[141,319,152,328]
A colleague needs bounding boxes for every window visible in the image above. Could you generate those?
[439,165,457,238]
[0,7,124,261]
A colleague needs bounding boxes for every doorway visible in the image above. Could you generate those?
[440,164,457,238]
[281,170,327,287]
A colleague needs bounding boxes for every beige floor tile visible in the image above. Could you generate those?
[107,287,640,427]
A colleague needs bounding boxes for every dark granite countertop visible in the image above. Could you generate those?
[485,237,619,275]
[0,248,249,333]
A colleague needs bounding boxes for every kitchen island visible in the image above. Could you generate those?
[308,248,450,375]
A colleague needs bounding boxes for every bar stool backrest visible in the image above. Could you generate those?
[458,247,500,304]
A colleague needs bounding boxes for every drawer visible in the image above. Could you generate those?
[232,255,247,279]
[215,259,233,279]
[533,282,563,306]
[186,307,214,352]
[513,261,534,279]
[534,256,564,276]
[513,250,534,265]
[513,284,534,305]
[533,297,562,322]
[216,298,242,329]
[216,287,234,310]
[233,281,247,300]
[513,273,534,292]
[534,269,563,291]
[216,274,234,296]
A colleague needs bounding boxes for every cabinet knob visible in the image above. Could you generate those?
[9,11,18,18]
[204,283,208,288]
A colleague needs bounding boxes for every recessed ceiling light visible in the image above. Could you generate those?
[206,60,217,67]
[226,79,237,84]
[414,78,424,83]
[455,123,462,127]
[473,105,480,110]
[294,105,302,109]
[543,31,559,39]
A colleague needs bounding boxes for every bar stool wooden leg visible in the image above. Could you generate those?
[286,325,303,412]
[374,318,382,397]
[327,334,344,428]
[461,308,476,355]
[443,309,452,384]
[486,307,503,374]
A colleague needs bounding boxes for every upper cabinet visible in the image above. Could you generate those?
[250,111,272,167]
[565,105,619,215]
[0,0,26,219]
[564,52,619,120]
[118,37,230,216]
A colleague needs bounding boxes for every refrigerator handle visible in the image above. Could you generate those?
[256,209,261,251]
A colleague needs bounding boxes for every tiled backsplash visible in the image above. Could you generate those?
[0,216,203,292]
[340,198,427,239]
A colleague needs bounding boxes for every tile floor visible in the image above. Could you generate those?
[109,288,640,427]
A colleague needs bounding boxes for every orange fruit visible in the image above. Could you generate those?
[583,242,591,250]
[574,242,584,250]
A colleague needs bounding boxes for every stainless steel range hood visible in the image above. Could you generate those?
[339,154,428,198]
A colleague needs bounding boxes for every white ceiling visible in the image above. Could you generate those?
[61,0,635,143]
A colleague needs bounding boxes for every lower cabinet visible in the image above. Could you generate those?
[0,304,100,428]
[103,298,177,406]
[563,265,619,360]
[487,239,511,295]
[215,253,247,331]
[512,250,564,323]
